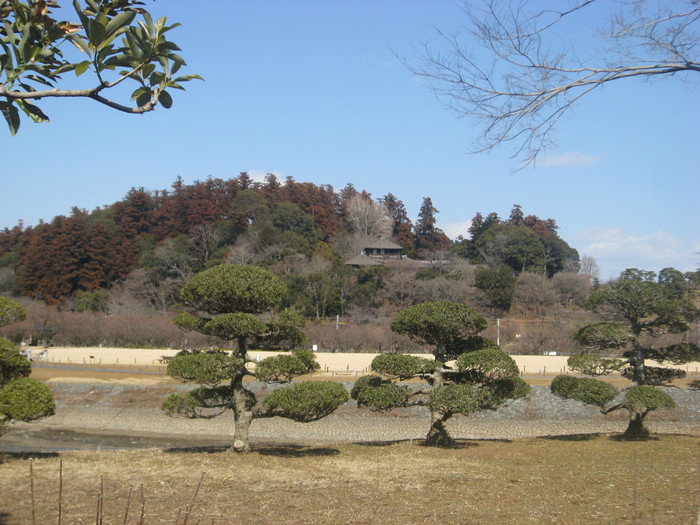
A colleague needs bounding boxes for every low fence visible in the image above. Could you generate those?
[26,347,700,378]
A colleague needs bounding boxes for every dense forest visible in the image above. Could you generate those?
[0,173,697,352]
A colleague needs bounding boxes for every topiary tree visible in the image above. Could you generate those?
[162,264,348,453]
[0,296,27,327]
[551,375,675,440]
[568,268,700,385]
[352,301,529,446]
[0,297,55,436]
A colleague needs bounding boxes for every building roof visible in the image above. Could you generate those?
[364,238,403,250]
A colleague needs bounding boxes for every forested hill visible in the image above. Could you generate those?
[0,172,580,311]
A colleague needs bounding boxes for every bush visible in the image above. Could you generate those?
[622,386,675,413]
[353,381,411,412]
[550,375,579,398]
[263,382,349,422]
[486,377,531,405]
[167,351,244,386]
[455,348,519,381]
[551,375,617,407]
[371,354,437,378]
[0,337,31,387]
[427,384,484,415]
[350,375,383,400]
[255,351,320,382]
[567,353,625,376]
[0,377,55,422]
[621,366,685,385]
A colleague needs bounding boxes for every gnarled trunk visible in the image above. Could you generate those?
[622,410,650,440]
[425,410,454,447]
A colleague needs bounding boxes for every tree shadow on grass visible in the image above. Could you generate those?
[0,511,11,525]
[356,438,512,449]
[164,444,340,457]
[0,451,60,460]
[608,434,660,442]
[254,445,340,458]
[538,433,604,441]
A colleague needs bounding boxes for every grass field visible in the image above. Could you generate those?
[1,435,697,524]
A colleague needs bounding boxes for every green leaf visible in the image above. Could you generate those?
[72,0,91,34]
[141,63,156,79]
[136,90,152,107]
[87,18,107,49]
[167,53,186,66]
[0,102,21,135]
[175,74,205,82]
[158,89,173,109]
[17,100,49,123]
[105,11,137,38]
[130,86,150,101]
[75,60,91,76]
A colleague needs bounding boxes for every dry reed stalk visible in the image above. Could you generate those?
[182,472,206,525]
[138,484,145,525]
[29,460,36,525]
[94,475,104,525]
[123,486,133,525]
[57,459,63,525]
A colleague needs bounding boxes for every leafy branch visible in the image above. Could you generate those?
[0,0,202,134]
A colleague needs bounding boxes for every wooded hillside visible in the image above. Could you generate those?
[0,173,696,353]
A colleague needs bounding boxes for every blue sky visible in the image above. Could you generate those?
[2,1,698,280]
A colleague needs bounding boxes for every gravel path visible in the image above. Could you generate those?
[3,382,698,452]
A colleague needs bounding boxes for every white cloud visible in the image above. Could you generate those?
[538,151,602,168]
[577,227,700,280]
[439,221,473,240]
[246,169,283,184]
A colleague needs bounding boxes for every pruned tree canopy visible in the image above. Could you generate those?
[0,336,55,432]
[353,301,530,446]
[569,267,699,385]
[164,264,347,453]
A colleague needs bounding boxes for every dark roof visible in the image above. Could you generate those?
[364,238,403,250]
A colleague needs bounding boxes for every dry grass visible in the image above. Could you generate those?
[1,435,697,524]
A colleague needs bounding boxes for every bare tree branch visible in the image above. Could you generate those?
[406,0,699,167]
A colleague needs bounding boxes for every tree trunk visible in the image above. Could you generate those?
[622,410,650,440]
[230,375,254,453]
[424,410,454,447]
[629,338,645,385]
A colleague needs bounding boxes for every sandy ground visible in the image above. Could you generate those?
[28,346,700,376]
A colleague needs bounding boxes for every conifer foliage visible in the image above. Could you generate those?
[162,264,348,453]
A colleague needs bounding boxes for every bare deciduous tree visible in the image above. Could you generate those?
[345,195,392,239]
[408,0,699,166]
[579,254,601,282]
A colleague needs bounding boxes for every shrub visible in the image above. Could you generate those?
[455,348,519,381]
[255,351,320,382]
[622,386,675,413]
[263,382,349,422]
[567,353,625,376]
[0,377,55,422]
[371,354,437,378]
[621,366,685,385]
[354,381,411,412]
[427,384,484,415]
[0,337,31,387]
[551,375,617,407]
